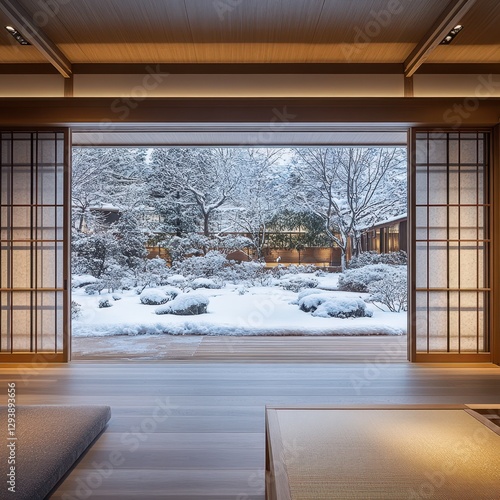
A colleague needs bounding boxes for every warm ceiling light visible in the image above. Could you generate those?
[440,25,464,44]
[4,25,30,45]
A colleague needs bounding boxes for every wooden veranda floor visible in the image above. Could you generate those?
[72,335,408,362]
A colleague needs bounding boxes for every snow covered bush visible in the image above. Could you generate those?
[223,260,269,285]
[112,294,122,301]
[312,298,372,319]
[155,293,209,316]
[298,292,331,312]
[140,288,170,305]
[71,301,81,319]
[349,251,407,269]
[191,278,221,290]
[98,298,112,308]
[174,251,227,279]
[85,281,105,295]
[279,275,319,292]
[135,257,171,289]
[72,275,98,289]
[167,274,188,287]
[338,264,394,293]
[297,293,372,318]
[367,266,407,312]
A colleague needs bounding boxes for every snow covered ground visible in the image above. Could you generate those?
[72,273,407,338]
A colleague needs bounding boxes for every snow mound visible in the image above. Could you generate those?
[191,277,221,290]
[298,293,372,319]
[290,288,323,305]
[155,293,209,316]
[298,293,332,312]
[167,274,187,286]
[98,298,112,309]
[140,287,181,305]
[72,274,98,288]
[312,298,372,319]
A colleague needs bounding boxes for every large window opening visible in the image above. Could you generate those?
[70,145,409,360]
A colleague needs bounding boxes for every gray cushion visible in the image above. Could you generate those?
[0,405,111,500]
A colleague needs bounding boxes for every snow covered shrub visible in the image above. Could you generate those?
[279,276,319,292]
[367,266,407,312]
[71,301,81,319]
[294,264,318,274]
[338,264,393,293]
[140,288,170,305]
[298,293,331,312]
[349,251,407,269]
[297,293,372,318]
[98,298,112,308]
[112,294,122,301]
[85,281,105,295]
[295,288,323,303]
[136,257,171,289]
[167,274,188,287]
[174,251,227,279]
[223,260,268,285]
[312,298,372,319]
[72,275,98,289]
[271,264,292,278]
[191,278,221,290]
[155,293,209,316]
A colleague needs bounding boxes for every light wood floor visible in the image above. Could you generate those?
[0,360,499,499]
[72,335,409,362]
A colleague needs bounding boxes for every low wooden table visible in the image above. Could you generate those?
[265,405,500,500]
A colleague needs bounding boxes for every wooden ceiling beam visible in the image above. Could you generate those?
[404,0,477,77]
[0,0,72,77]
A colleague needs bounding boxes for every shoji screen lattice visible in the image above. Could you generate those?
[412,130,491,361]
[0,130,69,362]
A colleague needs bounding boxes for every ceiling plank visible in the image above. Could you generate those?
[0,0,72,77]
[404,0,477,77]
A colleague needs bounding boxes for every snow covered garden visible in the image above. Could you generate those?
[71,146,407,340]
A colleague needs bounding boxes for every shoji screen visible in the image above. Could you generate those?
[0,130,69,362]
[411,130,491,362]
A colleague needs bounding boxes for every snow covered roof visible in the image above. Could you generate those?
[89,204,120,212]
[367,213,407,230]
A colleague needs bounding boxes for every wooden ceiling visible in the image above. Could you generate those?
[0,0,498,71]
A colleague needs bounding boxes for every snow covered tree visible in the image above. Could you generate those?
[149,148,242,237]
[72,148,149,232]
[291,147,406,270]
[228,148,287,258]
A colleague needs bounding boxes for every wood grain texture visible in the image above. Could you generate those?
[72,335,409,362]
[0,360,499,498]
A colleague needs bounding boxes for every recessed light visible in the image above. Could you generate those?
[4,25,30,45]
[440,25,464,45]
